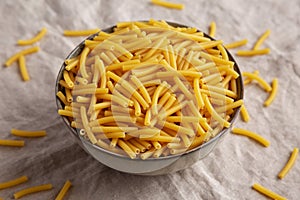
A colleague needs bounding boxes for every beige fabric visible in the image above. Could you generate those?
[0,0,299,199]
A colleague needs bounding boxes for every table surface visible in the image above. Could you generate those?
[0,0,299,199]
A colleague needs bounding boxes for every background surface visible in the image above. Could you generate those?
[0,0,299,199]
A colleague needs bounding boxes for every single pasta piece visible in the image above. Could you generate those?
[252,183,287,200]
[264,78,278,107]
[209,21,216,38]
[17,27,47,45]
[243,70,259,85]
[231,127,270,147]
[0,139,25,147]
[11,129,46,137]
[253,29,271,50]
[14,184,53,199]
[55,180,72,200]
[278,147,299,179]
[5,46,40,67]
[236,48,270,56]
[150,0,184,10]
[224,39,248,49]
[0,176,28,190]
[240,105,250,122]
[63,28,100,36]
[18,55,30,81]
[242,72,272,92]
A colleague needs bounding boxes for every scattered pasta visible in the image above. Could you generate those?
[11,129,47,137]
[0,139,25,147]
[150,0,184,10]
[253,29,271,50]
[231,127,270,147]
[14,184,53,199]
[17,27,47,45]
[224,39,248,49]
[63,29,100,36]
[55,180,72,200]
[209,21,216,38]
[278,147,299,179]
[5,46,40,67]
[252,183,287,200]
[264,78,278,107]
[57,20,242,159]
[18,55,30,81]
[242,72,272,92]
[236,48,270,56]
[0,176,28,190]
[240,105,250,122]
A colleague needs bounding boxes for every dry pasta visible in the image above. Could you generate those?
[240,105,250,122]
[5,46,40,67]
[252,183,287,200]
[231,127,270,147]
[236,48,270,56]
[0,176,28,189]
[224,39,248,49]
[11,129,47,137]
[55,180,72,200]
[0,139,25,147]
[18,55,30,81]
[278,147,299,179]
[209,21,216,38]
[150,0,184,10]
[14,184,53,199]
[264,78,278,107]
[57,20,242,159]
[63,29,100,36]
[253,29,271,50]
[17,27,47,45]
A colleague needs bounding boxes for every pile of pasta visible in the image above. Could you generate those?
[57,19,243,159]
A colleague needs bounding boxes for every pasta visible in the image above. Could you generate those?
[278,147,299,179]
[150,0,184,10]
[240,105,250,122]
[236,48,270,56]
[17,27,47,45]
[264,78,278,107]
[252,183,287,200]
[5,46,40,67]
[242,72,272,92]
[224,39,248,49]
[253,29,271,50]
[0,176,28,189]
[209,21,216,38]
[18,55,30,81]
[11,129,46,137]
[57,20,242,159]
[231,127,270,147]
[0,139,25,147]
[14,184,53,199]
[55,180,72,200]
[63,28,100,36]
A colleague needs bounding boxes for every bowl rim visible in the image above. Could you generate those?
[55,20,244,161]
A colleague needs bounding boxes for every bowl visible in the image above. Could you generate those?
[55,21,244,175]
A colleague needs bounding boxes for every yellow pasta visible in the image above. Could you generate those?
[236,48,270,56]
[242,72,272,92]
[18,55,30,81]
[243,70,259,85]
[63,28,100,36]
[5,46,40,67]
[17,27,47,45]
[278,147,299,179]
[240,105,250,122]
[253,29,271,50]
[209,21,216,38]
[0,176,28,189]
[151,0,184,10]
[0,139,25,147]
[11,129,46,137]
[264,78,278,107]
[80,106,97,144]
[231,127,270,147]
[224,39,248,49]
[55,180,72,200]
[252,183,287,200]
[14,184,53,199]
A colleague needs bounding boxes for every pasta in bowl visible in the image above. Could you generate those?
[55,20,243,175]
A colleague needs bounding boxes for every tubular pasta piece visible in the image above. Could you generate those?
[11,129,46,137]
[14,184,53,199]
[252,183,287,200]
[0,139,25,147]
[5,46,40,67]
[253,29,271,50]
[264,78,278,107]
[209,21,216,37]
[236,48,270,56]
[17,27,47,45]
[117,140,136,159]
[80,106,97,144]
[231,127,270,147]
[55,180,72,200]
[63,28,100,36]
[224,39,248,49]
[150,0,184,9]
[278,147,299,179]
[242,72,272,92]
[240,105,250,122]
[18,56,30,81]
[0,176,28,189]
